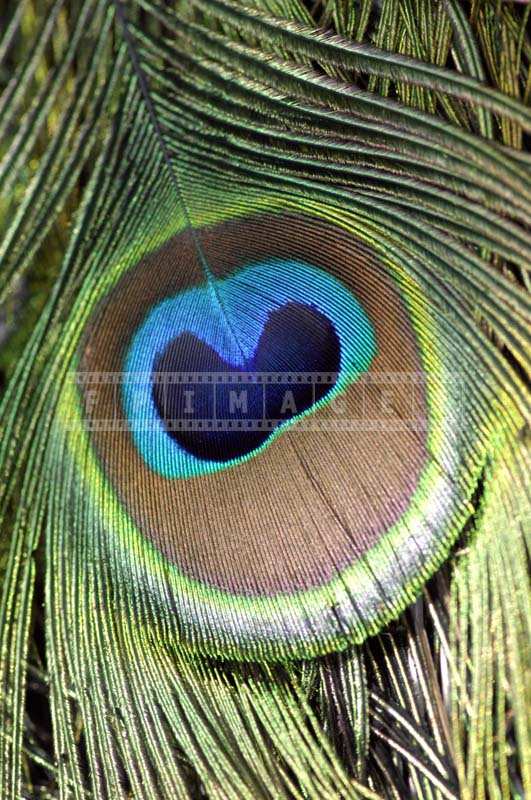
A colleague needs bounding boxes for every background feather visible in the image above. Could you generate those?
[0,0,529,798]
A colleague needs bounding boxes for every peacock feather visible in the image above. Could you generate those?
[0,0,529,797]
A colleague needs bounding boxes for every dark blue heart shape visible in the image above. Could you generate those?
[152,302,340,462]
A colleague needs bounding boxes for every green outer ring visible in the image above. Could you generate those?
[56,187,504,659]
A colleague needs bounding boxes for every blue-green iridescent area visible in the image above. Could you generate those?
[65,206,471,654]
[123,259,377,479]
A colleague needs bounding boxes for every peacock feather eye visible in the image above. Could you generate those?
[72,210,467,657]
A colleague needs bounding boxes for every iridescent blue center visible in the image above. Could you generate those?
[152,302,340,462]
[123,259,376,479]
